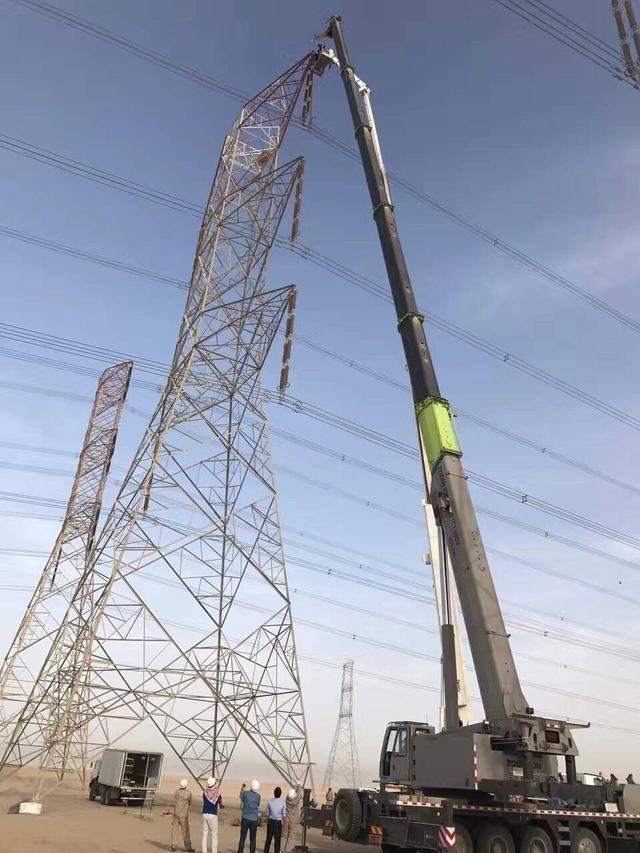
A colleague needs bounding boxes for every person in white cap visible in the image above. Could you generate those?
[238,779,261,853]
[283,785,302,853]
[202,776,223,853]
[171,778,195,852]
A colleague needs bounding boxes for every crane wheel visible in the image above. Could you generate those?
[571,828,602,853]
[333,789,362,842]
[474,822,516,853]
[519,826,553,853]
[454,824,473,853]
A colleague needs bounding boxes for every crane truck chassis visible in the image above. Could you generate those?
[303,17,640,853]
[306,784,640,853]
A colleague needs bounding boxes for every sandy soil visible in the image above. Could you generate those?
[0,769,346,853]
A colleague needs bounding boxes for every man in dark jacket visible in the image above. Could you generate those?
[238,779,261,853]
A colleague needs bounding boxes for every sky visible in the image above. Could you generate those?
[1,0,640,786]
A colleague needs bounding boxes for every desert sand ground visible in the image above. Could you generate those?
[0,769,352,853]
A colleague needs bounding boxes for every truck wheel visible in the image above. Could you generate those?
[572,828,602,853]
[520,826,553,853]
[475,822,515,853]
[333,789,362,842]
[454,824,473,853]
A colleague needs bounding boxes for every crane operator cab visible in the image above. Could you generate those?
[380,722,434,789]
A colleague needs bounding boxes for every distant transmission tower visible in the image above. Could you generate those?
[0,361,132,786]
[323,661,361,791]
[0,53,322,787]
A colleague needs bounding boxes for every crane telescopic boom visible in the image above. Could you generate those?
[324,16,529,725]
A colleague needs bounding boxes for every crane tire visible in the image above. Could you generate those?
[519,825,553,853]
[572,828,602,853]
[454,824,473,853]
[474,821,516,853]
[333,788,362,842]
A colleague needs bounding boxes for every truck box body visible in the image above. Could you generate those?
[93,749,163,803]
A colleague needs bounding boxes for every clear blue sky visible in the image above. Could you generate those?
[1,0,640,782]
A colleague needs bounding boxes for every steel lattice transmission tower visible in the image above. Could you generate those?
[323,661,361,791]
[0,53,322,787]
[0,361,132,784]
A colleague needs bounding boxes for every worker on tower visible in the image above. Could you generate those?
[171,778,195,853]
[238,779,261,853]
[264,786,287,853]
[202,777,223,853]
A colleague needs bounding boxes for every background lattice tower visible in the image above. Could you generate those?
[0,361,132,783]
[0,54,320,788]
[323,660,361,791]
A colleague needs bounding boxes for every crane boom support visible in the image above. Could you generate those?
[326,17,528,723]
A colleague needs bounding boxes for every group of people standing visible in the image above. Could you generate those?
[239,780,302,853]
[171,776,302,853]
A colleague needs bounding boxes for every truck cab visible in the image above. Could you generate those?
[380,722,434,789]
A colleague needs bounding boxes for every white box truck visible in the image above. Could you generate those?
[89,749,163,805]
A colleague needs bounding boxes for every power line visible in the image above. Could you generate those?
[0,439,77,458]
[0,346,162,396]
[490,0,636,86]
[0,224,188,289]
[521,0,621,59]
[5,370,640,581]
[4,1,640,333]
[24,442,616,625]
[271,392,640,552]
[1,225,638,499]
[6,538,639,672]
[3,215,639,434]
[3,549,639,717]
[9,318,640,551]
[277,462,640,578]
[0,321,167,377]
[284,523,640,612]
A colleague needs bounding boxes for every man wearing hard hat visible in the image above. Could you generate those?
[238,779,261,853]
[283,785,302,853]
[171,778,195,852]
[202,777,224,853]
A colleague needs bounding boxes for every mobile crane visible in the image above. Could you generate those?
[305,17,640,853]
